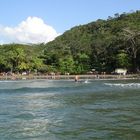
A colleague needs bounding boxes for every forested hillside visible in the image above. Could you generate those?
[0,11,140,74]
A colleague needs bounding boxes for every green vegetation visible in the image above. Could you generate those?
[0,11,140,74]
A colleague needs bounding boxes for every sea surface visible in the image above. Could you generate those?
[0,79,140,140]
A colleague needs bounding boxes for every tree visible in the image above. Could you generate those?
[75,53,90,73]
[59,56,75,74]
[123,28,140,72]
[5,47,26,72]
[116,51,131,69]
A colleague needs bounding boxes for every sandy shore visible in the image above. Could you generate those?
[0,74,140,80]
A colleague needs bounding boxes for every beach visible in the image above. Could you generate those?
[0,73,140,80]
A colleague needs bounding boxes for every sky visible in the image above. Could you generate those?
[0,0,139,44]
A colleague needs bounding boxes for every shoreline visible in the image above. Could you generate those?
[0,74,140,80]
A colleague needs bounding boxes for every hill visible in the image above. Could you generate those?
[0,11,140,74]
[42,10,140,74]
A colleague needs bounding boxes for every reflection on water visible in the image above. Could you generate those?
[0,79,140,139]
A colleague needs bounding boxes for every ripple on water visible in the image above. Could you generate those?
[0,79,140,140]
[13,112,36,120]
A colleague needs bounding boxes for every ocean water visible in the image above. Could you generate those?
[0,79,140,140]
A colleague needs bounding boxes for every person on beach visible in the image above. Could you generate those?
[75,75,79,82]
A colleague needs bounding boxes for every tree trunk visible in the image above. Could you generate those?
[132,57,137,73]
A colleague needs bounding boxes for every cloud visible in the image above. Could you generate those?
[0,17,60,44]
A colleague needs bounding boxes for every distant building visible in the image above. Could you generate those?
[115,68,127,75]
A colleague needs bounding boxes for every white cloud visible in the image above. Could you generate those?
[0,17,60,44]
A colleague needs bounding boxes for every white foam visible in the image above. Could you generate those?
[104,83,140,88]
[84,80,89,83]
[0,80,19,83]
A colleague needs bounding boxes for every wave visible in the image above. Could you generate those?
[0,86,84,94]
[0,80,20,83]
[104,83,140,88]
[13,112,36,120]
[0,87,60,93]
